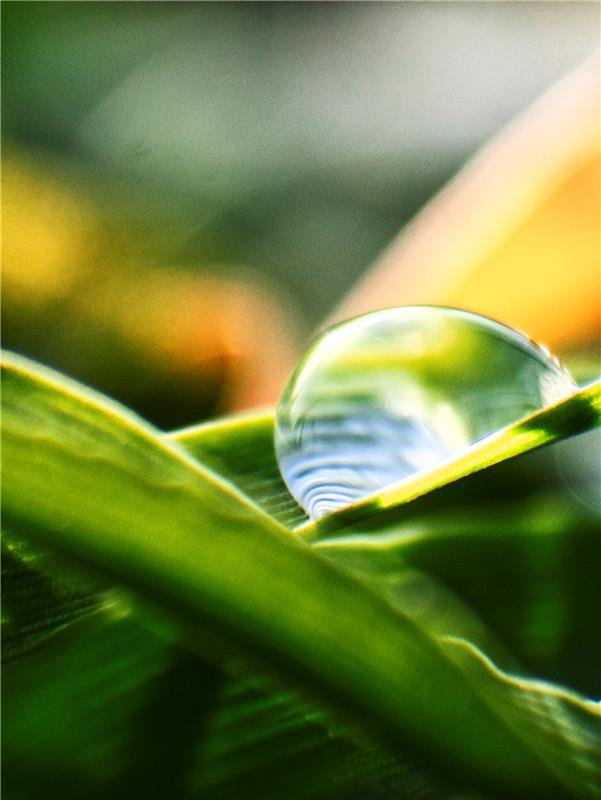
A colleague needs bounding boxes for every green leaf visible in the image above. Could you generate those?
[2,351,600,798]
[305,379,601,538]
[316,494,601,696]
[173,398,601,694]
[1,533,107,660]
[3,608,476,800]
[172,411,307,529]
[169,381,601,541]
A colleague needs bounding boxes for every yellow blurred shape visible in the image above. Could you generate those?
[2,153,96,302]
[334,57,600,352]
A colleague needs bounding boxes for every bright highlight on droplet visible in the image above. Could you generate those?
[274,306,576,521]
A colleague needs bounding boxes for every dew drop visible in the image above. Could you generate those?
[274,306,576,520]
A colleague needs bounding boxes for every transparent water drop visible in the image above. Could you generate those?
[274,306,576,521]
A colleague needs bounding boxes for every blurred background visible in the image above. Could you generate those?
[2,1,599,430]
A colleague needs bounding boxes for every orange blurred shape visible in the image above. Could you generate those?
[332,57,600,353]
[101,268,299,411]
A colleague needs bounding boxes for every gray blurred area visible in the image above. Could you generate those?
[3,2,599,326]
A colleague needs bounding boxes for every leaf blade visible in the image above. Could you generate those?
[3,351,599,797]
[169,381,601,542]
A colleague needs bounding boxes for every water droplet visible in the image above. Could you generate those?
[274,306,576,520]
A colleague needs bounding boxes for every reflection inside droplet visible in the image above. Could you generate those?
[275,306,576,520]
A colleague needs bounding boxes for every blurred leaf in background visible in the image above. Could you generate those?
[334,58,600,355]
[2,1,600,427]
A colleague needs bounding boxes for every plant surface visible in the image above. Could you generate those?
[2,350,600,800]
